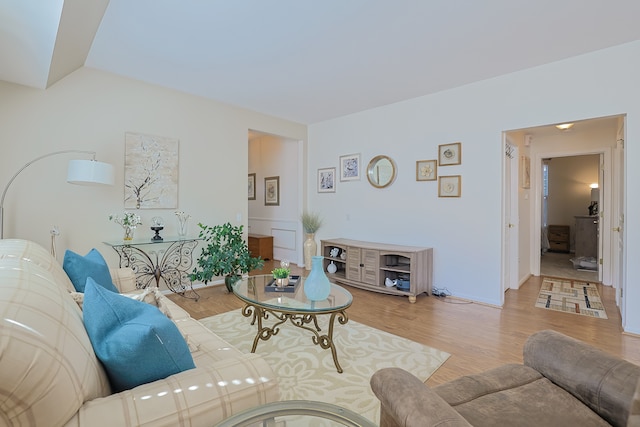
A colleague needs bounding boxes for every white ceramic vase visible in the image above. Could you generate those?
[327,261,337,274]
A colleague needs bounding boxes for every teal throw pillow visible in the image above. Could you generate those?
[83,278,195,392]
[63,248,118,293]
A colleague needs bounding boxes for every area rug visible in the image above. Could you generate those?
[535,277,607,319]
[200,309,450,424]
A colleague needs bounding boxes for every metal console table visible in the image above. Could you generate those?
[103,236,200,300]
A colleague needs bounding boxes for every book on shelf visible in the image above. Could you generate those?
[265,275,301,293]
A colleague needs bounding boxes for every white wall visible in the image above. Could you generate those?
[2,41,640,333]
[0,68,306,272]
[308,41,640,334]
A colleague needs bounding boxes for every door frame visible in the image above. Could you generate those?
[501,137,519,301]
[613,119,626,325]
[530,147,613,284]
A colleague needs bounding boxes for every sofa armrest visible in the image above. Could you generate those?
[524,330,640,427]
[370,368,472,427]
[65,354,279,427]
[109,267,138,293]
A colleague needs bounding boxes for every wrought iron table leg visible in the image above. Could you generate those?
[314,311,348,373]
[242,304,348,373]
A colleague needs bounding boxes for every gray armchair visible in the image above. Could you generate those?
[371,330,640,427]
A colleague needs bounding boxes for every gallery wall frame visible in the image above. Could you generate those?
[248,173,256,200]
[264,176,280,206]
[124,132,179,209]
[416,159,437,181]
[318,167,336,193]
[438,142,462,166]
[339,153,361,181]
[438,175,461,197]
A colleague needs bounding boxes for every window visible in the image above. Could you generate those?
[542,161,549,227]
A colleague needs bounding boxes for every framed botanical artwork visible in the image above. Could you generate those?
[438,175,461,197]
[248,173,256,200]
[264,176,280,206]
[416,159,437,181]
[438,142,462,166]
[339,153,360,181]
[318,167,336,193]
[124,132,179,209]
[521,156,531,189]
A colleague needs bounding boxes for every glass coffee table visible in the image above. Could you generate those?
[231,275,353,373]
[215,400,377,427]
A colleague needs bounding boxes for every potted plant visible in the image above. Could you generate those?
[271,266,291,287]
[301,211,323,270]
[190,222,264,292]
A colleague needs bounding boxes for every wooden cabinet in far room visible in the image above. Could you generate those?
[247,234,273,261]
[547,225,570,253]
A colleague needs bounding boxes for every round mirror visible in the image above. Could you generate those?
[367,155,397,188]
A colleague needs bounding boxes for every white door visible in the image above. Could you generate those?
[597,153,603,283]
[612,123,625,324]
[502,139,519,296]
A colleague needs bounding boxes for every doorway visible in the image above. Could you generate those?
[503,114,624,295]
[248,130,304,265]
[540,154,600,282]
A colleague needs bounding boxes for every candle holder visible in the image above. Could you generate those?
[151,226,164,241]
[151,216,164,242]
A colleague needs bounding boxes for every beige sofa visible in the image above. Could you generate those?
[0,239,279,427]
[371,330,640,427]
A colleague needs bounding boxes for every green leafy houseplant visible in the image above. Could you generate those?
[301,211,323,234]
[190,222,264,292]
[271,267,290,279]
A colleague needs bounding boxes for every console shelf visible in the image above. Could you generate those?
[321,238,433,303]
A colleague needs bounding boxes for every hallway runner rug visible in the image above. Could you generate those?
[200,309,450,425]
[535,277,607,319]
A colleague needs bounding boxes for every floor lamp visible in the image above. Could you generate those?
[0,150,114,239]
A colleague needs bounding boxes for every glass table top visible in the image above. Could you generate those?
[232,275,353,313]
[103,236,200,247]
[214,400,376,427]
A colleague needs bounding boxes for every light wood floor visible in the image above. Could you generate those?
[167,261,640,387]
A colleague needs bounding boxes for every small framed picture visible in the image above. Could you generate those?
[264,176,280,206]
[439,175,461,197]
[416,159,437,181]
[248,173,256,200]
[439,142,462,166]
[339,153,361,181]
[318,167,336,193]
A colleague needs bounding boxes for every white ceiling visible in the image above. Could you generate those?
[2,0,640,124]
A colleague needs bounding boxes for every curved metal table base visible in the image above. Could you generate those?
[241,303,349,373]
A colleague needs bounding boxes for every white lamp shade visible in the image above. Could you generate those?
[67,160,114,185]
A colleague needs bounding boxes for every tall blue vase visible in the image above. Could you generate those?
[304,256,331,301]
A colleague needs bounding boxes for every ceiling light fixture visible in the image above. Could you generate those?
[555,123,574,131]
